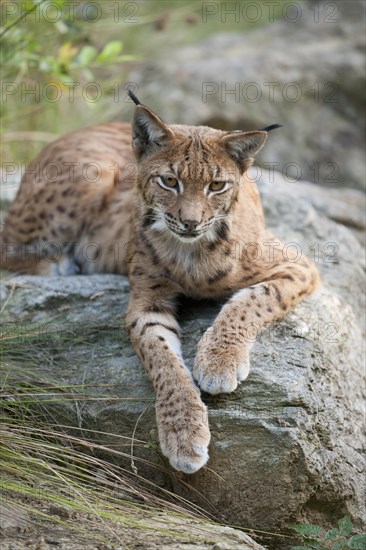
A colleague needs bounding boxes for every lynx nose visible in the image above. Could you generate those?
[182,220,199,232]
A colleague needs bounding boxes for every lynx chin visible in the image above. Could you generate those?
[0,91,321,474]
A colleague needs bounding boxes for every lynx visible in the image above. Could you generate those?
[1,91,320,473]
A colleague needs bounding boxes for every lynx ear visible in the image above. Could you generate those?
[222,131,267,173]
[132,105,174,159]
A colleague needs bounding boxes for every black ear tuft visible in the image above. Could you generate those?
[260,123,283,132]
[132,105,174,159]
[127,89,142,105]
[128,89,174,159]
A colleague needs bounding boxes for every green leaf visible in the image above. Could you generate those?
[326,528,341,540]
[290,547,312,550]
[96,41,123,62]
[348,535,366,549]
[332,541,347,550]
[291,524,323,536]
[338,516,353,537]
[77,46,97,66]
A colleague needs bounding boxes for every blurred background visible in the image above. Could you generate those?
[1,0,365,196]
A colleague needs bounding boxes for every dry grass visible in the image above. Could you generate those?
[0,320,226,548]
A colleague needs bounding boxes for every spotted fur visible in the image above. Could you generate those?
[0,102,321,473]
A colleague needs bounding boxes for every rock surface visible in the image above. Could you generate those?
[0,504,264,550]
[126,0,366,190]
[1,173,365,546]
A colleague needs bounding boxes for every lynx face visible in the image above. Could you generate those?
[139,138,242,243]
[132,107,267,243]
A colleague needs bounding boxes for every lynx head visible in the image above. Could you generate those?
[129,92,275,243]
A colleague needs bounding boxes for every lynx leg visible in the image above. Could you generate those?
[194,257,321,394]
[126,284,210,474]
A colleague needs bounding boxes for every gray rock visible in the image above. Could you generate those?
[126,0,366,191]
[0,504,30,536]
[1,173,365,545]
[0,514,264,550]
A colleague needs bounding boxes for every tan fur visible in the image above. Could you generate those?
[1,103,321,473]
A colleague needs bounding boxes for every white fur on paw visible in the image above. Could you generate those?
[166,444,209,474]
[157,405,211,474]
[237,361,250,382]
[195,369,238,395]
[236,348,251,382]
[194,344,251,395]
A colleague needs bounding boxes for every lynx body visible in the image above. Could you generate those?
[1,99,320,473]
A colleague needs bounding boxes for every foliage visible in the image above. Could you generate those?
[0,0,134,82]
[290,517,366,550]
[0,0,139,172]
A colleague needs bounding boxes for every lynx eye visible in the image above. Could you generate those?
[209,181,227,193]
[159,176,179,189]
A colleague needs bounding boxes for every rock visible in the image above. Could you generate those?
[0,504,30,536]
[257,169,366,237]
[126,0,366,190]
[1,173,365,546]
[0,503,264,550]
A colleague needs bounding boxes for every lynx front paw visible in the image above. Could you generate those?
[193,327,250,395]
[156,389,210,474]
